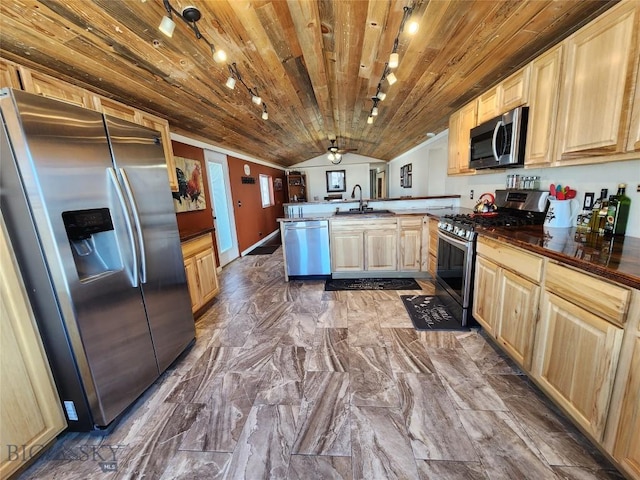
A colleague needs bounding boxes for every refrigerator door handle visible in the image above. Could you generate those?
[108,168,139,287]
[119,167,147,284]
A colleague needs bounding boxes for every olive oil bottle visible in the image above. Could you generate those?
[604,184,631,236]
[588,188,608,233]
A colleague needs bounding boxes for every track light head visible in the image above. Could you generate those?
[389,52,399,69]
[159,16,176,37]
[181,6,201,22]
[213,49,227,63]
[387,72,397,85]
[225,76,236,89]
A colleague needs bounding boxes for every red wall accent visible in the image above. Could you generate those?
[227,156,285,253]
[172,141,214,238]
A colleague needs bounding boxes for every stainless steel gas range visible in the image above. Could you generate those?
[435,189,549,327]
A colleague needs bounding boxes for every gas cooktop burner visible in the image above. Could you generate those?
[438,189,549,241]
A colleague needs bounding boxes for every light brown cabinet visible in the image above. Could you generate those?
[94,96,140,123]
[476,66,530,125]
[398,217,422,271]
[330,218,398,273]
[555,1,639,162]
[447,102,477,175]
[495,269,540,370]
[19,67,94,109]
[476,89,499,125]
[427,217,438,278]
[628,62,640,153]
[365,225,397,271]
[1,217,66,479]
[525,45,563,166]
[138,112,179,192]
[604,288,640,480]
[533,291,623,441]
[472,255,499,336]
[473,236,543,369]
[611,335,640,479]
[4,59,180,192]
[181,233,219,314]
[0,59,21,89]
[532,262,629,441]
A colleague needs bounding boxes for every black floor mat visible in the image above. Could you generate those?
[325,278,421,291]
[246,245,279,255]
[401,295,468,331]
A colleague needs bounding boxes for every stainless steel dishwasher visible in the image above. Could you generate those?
[283,220,331,276]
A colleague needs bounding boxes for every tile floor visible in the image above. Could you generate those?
[19,247,624,479]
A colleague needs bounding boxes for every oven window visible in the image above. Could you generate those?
[437,236,467,301]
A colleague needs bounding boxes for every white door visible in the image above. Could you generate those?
[205,150,239,266]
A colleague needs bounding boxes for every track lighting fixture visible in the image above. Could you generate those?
[158,1,226,63]
[226,63,269,119]
[388,5,417,70]
[365,3,417,123]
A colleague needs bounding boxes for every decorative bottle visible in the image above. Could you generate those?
[604,184,631,236]
[588,189,607,233]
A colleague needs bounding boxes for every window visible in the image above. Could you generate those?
[259,174,274,207]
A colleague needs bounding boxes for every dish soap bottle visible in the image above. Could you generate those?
[604,184,631,236]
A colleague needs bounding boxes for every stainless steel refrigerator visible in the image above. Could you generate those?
[0,88,195,431]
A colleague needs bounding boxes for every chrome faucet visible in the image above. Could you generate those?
[351,184,363,211]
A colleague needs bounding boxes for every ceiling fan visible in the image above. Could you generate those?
[327,139,357,164]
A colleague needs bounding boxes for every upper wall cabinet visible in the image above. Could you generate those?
[94,96,140,124]
[525,45,563,166]
[4,59,180,193]
[0,59,20,89]
[448,101,477,175]
[137,112,179,192]
[19,67,95,109]
[477,66,531,125]
[555,1,639,162]
[628,62,640,153]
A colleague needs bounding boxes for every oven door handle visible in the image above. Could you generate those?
[438,230,472,250]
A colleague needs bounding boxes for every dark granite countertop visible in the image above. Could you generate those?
[180,227,214,243]
[479,226,640,289]
[278,206,474,222]
[283,194,460,207]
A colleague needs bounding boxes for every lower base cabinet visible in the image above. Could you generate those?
[181,233,219,314]
[1,217,66,479]
[427,217,438,277]
[473,237,542,369]
[612,336,640,477]
[533,291,623,441]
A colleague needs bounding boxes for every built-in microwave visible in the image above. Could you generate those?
[469,106,528,170]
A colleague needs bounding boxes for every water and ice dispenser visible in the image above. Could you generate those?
[62,208,122,281]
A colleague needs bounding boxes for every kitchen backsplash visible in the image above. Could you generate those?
[390,132,640,238]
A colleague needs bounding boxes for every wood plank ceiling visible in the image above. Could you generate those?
[0,0,616,167]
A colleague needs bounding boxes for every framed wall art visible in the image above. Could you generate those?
[326,170,346,192]
[172,156,206,212]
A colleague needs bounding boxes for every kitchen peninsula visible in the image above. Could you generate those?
[279,195,465,281]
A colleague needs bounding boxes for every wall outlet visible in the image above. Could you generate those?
[637,184,640,193]
[470,189,474,200]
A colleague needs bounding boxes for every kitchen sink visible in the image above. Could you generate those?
[334,208,393,216]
